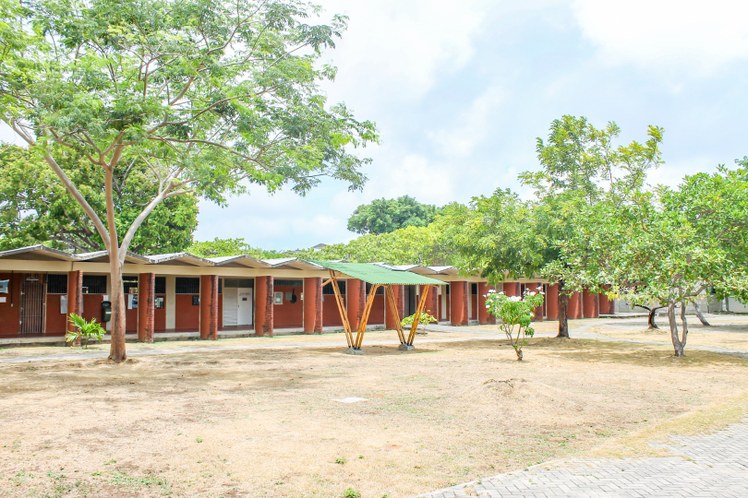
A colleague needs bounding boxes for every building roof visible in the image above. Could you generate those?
[314,261,444,286]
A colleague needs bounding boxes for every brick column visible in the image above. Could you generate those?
[568,291,582,319]
[385,285,404,330]
[527,282,544,321]
[427,285,439,321]
[477,282,491,324]
[199,275,219,340]
[254,276,274,337]
[346,279,365,331]
[66,270,82,337]
[450,281,468,326]
[546,284,560,320]
[137,272,155,342]
[303,277,322,334]
[504,282,521,297]
[599,286,614,315]
[582,289,599,318]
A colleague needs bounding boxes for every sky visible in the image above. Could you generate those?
[4,1,748,251]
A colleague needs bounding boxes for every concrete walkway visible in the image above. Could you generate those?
[418,317,748,498]
[419,417,748,497]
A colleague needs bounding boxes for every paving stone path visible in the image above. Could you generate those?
[419,417,748,497]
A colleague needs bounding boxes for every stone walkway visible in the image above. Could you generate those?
[419,417,748,497]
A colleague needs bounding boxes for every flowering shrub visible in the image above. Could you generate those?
[485,288,544,361]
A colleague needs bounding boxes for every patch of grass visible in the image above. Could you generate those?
[342,487,361,498]
[109,470,170,493]
[334,457,346,465]
[590,392,748,458]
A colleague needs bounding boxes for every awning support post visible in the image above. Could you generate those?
[406,285,432,346]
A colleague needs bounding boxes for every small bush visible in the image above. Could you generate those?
[401,311,438,334]
[342,488,361,498]
[65,313,106,348]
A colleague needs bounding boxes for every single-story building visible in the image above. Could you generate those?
[0,245,613,339]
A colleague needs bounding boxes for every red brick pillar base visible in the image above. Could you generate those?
[450,281,468,326]
[254,276,274,337]
[137,273,155,342]
[303,277,322,334]
[199,275,218,340]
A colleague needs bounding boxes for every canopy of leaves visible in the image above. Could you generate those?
[297,223,451,266]
[346,196,441,235]
[188,237,283,259]
[0,145,197,253]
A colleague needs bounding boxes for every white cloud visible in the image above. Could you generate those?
[318,0,491,108]
[572,0,748,73]
[428,85,505,157]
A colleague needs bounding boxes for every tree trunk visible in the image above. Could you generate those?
[693,301,711,326]
[667,301,687,357]
[557,280,570,338]
[108,256,127,362]
[647,307,659,329]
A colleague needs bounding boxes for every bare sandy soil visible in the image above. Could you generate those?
[1,319,747,497]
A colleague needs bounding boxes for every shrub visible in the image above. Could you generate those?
[485,289,544,361]
[401,311,438,334]
[65,313,106,348]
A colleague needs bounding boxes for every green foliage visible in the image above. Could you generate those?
[347,196,441,235]
[188,237,284,259]
[297,223,451,265]
[342,488,361,498]
[0,0,376,359]
[0,145,198,253]
[485,290,544,361]
[439,191,544,283]
[65,313,106,348]
[401,311,438,333]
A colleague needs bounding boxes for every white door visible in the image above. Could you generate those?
[237,288,253,326]
[223,288,238,327]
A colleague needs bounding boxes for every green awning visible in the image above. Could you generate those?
[314,261,444,286]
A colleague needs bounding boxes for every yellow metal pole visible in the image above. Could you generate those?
[385,285,406,344]
[355,284,379,349]
[329,271,353,349]
[407,285,432,345]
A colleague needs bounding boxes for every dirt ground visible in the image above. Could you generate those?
[1,318,747,497]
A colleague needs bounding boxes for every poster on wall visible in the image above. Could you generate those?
[155,296,165,309]
[0,279,8,294]
[127,294,139,310]
[273,292,283,305]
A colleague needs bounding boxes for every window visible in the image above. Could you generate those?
[275,279,302,287]
[471,283,478,295]
[223,278,253,288]
[175,277,199,294]
[82,275,107,294]
[47,274,68,294]
[155,277,166,294]
[123,276,138,294]
[322,281,346,295]
[365,283,384,295]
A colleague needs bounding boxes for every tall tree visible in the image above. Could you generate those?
[0,0,377,361]
[0,145,198,253]
[520,115,663,338]
[347,195,441,235]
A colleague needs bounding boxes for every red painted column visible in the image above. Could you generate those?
[504,282,521,297]
[526,282,544,321]
[546,284,559,320]
[66,270,82,337]
[346,279,364,331]
[303,277,322,334]
[385,285,404,330]
[254,276,274,337]
[568,291,582,319]
[199,275,219,340]
[477,282,491,324]
[599,286,614,315]
[450,281,468,326]
[582,289,599,318]
[137,273,155,342]
[426,285,439,321]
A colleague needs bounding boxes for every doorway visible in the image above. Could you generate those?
[222,279,253,327]
[20,273,45,335]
